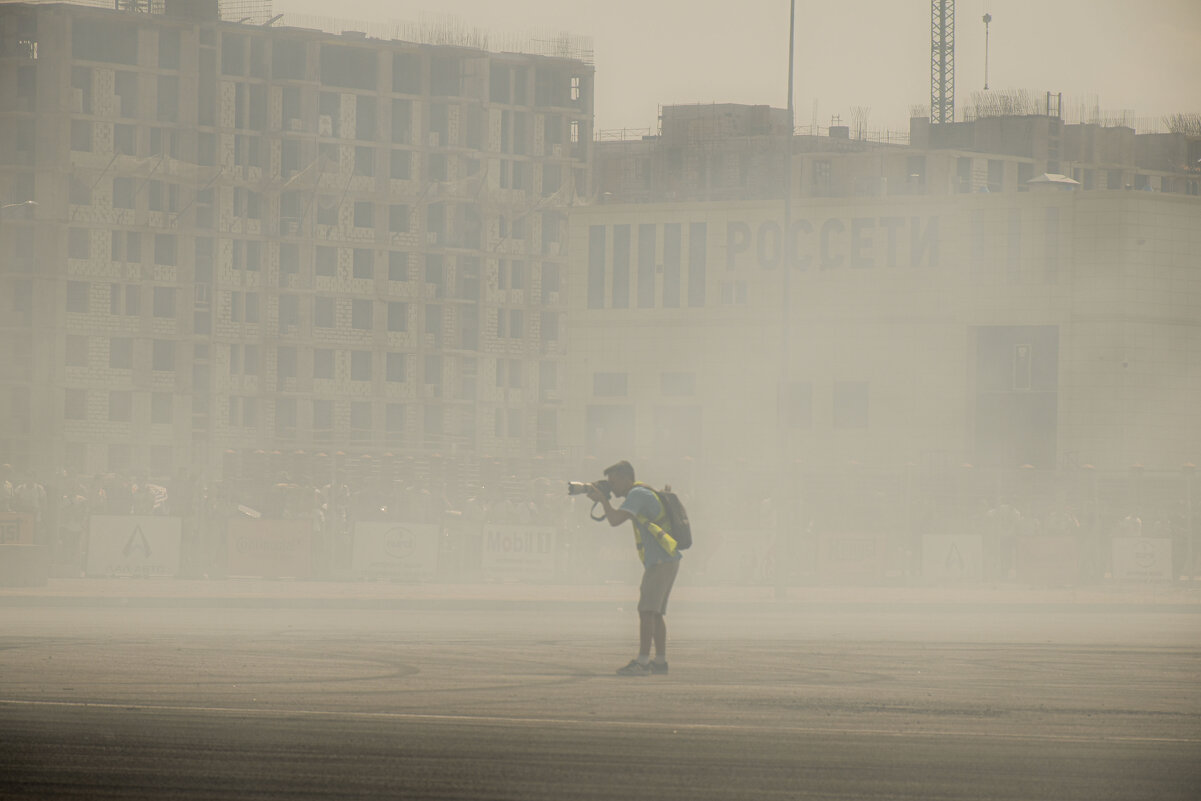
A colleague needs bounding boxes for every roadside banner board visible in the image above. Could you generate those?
[481,525,557,580]
[922,534,984,582]
[816,532,886,584]
[1015,536,1078,586]
[1111,538,1173,582]
[352,522,440,581]
[0,513,35,545]
[226,518,313,578]
[86,515,181,577]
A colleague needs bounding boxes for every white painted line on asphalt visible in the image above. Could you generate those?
[0,698,1196,745]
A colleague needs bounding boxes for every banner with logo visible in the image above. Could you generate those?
[0,513,35,545]
[922,534,984,582]
[226,519,313,578]
[1111,538,1173,582]
[352,522,440,581]
[86,516,182,577]
[481,525,557,580]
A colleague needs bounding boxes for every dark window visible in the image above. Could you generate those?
[153,233,176,267]
[277,346,297,380]
[593,372,628,397]
[351,350,372,381]
[153,287,176,317]
[352,248,374,279]
[70,120,92,152]
[68,229,89,260]
[392,52,421,94]
[611,224,630,308]
[315,246,337,277]
[73,19,137,64]
[391,99,412,143]
[351,299,373,330]
[272,39,307,80]
[587,225,605,309]
[314,297,334,328]
[387,302,407,332]
[832,381,869,429]
[321,44,376,90]
[156,75,178,123]
[355,95,377,140]
[637,223,656,308]
[385,352,405,382]
[313,348,333,379]
[390,150,412,179]
[688,223,707,307]
[152,340,175,371]
[388,251,408,281]
[389,204,410,233]
[109,338,133,369]
[354,146,375,176]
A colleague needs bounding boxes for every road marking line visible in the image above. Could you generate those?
[0,698,1196,744]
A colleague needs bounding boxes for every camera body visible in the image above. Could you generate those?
[567,479,611,498]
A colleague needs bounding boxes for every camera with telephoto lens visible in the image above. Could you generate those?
[567,479,611,499]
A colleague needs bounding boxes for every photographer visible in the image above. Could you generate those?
[585,460,681,677]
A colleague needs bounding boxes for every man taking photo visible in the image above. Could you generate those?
[587,460,682,676]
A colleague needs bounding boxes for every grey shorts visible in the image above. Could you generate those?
[638,559,680,615]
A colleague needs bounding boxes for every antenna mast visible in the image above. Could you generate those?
[930,0,955,124]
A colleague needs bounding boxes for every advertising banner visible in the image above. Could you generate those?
[1111,538,1173,582]
[226,518,313,579]
[86,516,182,577]
[1015,536,1078,586]
[481,525,557,580]
[816,532,886,584]
[922,534,984,582]
[0,513,35,545]
[352,522,440,581]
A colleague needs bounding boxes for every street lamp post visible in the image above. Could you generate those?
[774,0,797,601]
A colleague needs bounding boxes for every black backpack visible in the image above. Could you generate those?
[653,486,692,550]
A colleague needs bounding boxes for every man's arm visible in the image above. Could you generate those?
[586,486,634,527]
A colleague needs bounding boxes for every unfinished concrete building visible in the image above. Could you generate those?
[0,1,594,487]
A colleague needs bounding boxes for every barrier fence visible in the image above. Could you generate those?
[1,513,1192,588]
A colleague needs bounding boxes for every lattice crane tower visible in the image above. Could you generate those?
[930,0,955,124]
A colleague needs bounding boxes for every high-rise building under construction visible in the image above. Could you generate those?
[0,1,594,486]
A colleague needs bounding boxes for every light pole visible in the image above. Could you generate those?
[982,13,992,90]
[774,0,797,601]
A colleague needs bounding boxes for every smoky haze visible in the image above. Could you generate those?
[1,1,1200,796]
[275,0,1201,132]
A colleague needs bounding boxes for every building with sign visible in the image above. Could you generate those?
[570,106,1201,521]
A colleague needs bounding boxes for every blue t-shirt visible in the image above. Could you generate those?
[621,486,682,566]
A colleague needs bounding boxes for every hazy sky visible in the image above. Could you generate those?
[273,0,1201,133]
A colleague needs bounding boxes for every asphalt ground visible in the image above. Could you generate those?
[1,595,1199,800]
